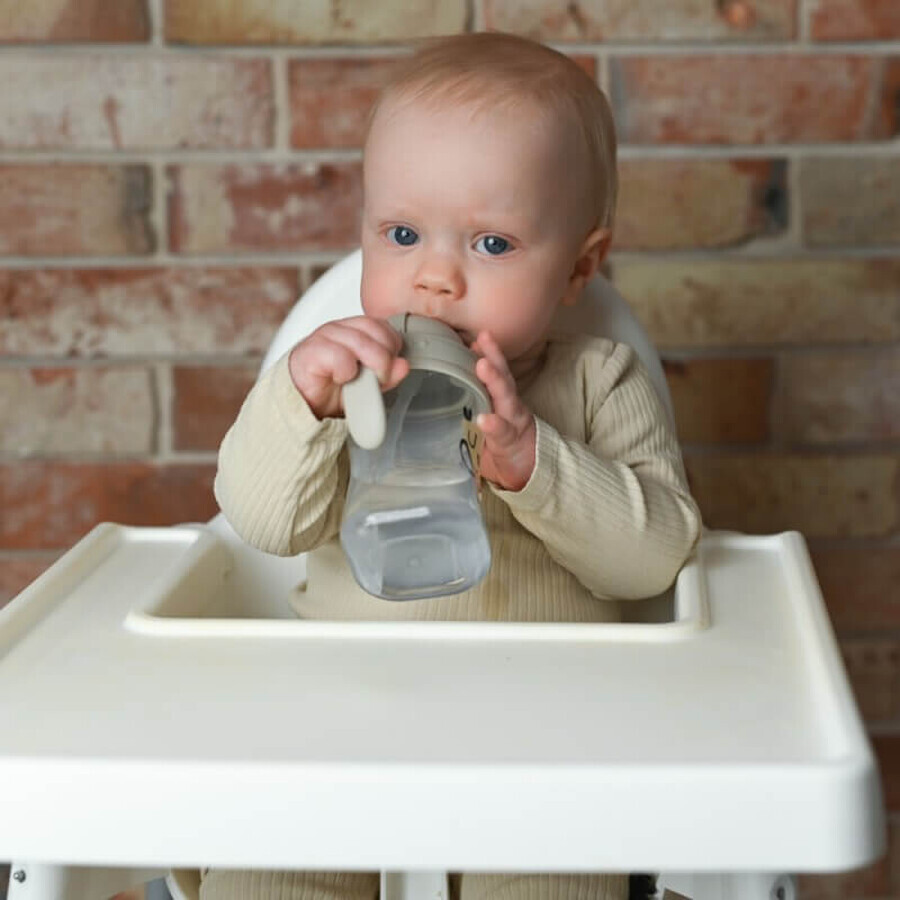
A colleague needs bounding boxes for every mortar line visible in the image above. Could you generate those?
[0,252,344,268]
[0,41,898,57]
[160,450,220,464]
[785,156,804,246]
[598,51,610,96]
[798,0,811,43]
[147,0,165,46]
[0,148,363,163]
[0,45,413,59]
[154,361,175,461]
[0,356,265,368]
[0,449,220,465]
[2,142,898,164]
[0,549,66,558]
[861,55,890,140]
[654,345,900,361]
[272,54,291,152]
[151,158,170,261]
[4,244,900,269]
[610,245,900,260]
[554,40,900,56]
[470,0,486,32]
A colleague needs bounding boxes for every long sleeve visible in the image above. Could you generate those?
[213,352,349,556]
[215,334,701,624]
[494,337,701,600]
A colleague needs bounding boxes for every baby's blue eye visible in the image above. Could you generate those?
[387,226,419,246]
[475,235,510,256]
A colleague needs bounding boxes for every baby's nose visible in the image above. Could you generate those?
[414,255,465,300]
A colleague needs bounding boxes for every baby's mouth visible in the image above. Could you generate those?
[418,315,472,345]
[404,311,473,346]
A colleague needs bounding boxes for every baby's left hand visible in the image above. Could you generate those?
[471,331,536,492]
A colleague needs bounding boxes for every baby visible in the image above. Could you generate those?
[209,31,701,900]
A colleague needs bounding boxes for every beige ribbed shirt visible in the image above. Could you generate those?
[214,333,701,623]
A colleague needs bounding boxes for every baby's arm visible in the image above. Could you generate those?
[214,317,407,556]
[486,340,701,600]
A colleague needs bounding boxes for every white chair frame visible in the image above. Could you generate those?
[2,252,884,900]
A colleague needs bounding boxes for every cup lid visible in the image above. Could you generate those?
[342,314,491,450]
[389,313,491,415]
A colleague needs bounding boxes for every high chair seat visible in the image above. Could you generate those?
[0,252,885,900]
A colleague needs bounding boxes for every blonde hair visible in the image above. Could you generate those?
[367,32,618,231]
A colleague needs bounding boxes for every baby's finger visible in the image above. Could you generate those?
[305,336,367,387]
[475,355,520,420]
[319,321,403,385]
[477,412,519,448]
[338,316,405,355]
[383,356,410,391]
[472,331,510,375]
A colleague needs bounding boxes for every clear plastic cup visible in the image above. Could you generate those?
[340,370,491,600]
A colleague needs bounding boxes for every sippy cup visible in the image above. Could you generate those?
[339,314,492,601]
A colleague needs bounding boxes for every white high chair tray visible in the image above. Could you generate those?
[0,524,883,874]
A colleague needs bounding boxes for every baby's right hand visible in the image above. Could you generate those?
[287,316,409,420]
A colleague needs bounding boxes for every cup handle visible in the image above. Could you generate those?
[342,366,386,449]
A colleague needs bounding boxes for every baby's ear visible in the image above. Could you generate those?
[561,227,612,306]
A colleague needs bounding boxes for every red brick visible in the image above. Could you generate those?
[873,733,900,811]
[173,364,258,452]
[611,55,897,144]
[663,357,773,445]
[288,55,597,150]
[684,454,898,537]
[0,553,61,606]
[165,0,467,44]
[0,165,153,256]
[0,366,155,456]
[840,638,900,724]
[614,159,785,250]
[483,0,797,40]
[808,543,900,632]
[168,163,363,254]
[0,267,299,357]
[0,1,149,42]
[612,258,900,348]
[810,0,900,40]
[0,56,273,150]
[802,155,900,247]
[774,350,900,444]
[289,57,400,149]
[0,462,218,550]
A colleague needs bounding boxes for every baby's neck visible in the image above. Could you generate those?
[509,341,550,389]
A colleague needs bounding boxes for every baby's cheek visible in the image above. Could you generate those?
[360,277,389,318]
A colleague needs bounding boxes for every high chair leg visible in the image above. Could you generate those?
[656,872,796,899]
[6,863,166,899]
[166,867,201,900]
[380,871,449,900]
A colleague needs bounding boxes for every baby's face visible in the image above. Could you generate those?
[361,98,590,368]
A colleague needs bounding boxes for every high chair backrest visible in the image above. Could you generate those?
[260,249,674,423]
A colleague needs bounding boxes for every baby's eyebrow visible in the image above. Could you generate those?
[463,217,523,236]
[374,215,420,230]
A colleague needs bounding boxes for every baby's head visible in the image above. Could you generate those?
[360,32,618,371]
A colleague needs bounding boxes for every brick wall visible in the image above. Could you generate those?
[0,1,898,896]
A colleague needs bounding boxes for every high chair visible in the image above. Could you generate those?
[0,250,886,900]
